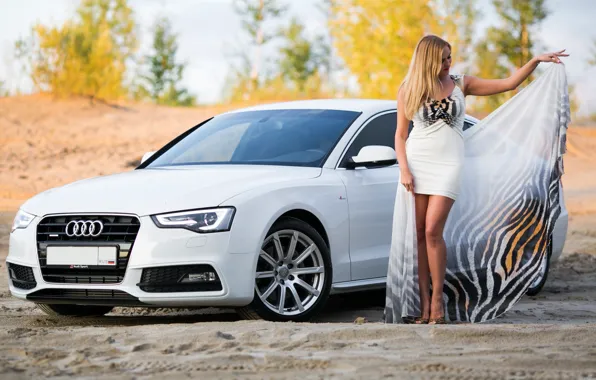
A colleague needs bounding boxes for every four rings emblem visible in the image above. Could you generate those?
[65,220,104,237]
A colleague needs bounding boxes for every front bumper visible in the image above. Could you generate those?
[6,215,256,307]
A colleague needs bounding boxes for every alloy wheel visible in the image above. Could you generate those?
[255,229,325,316]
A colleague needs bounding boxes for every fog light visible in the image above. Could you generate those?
[184,272,217,282]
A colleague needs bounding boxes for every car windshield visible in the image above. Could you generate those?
[145,109,360,168]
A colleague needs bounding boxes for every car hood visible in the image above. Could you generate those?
[22,165,321,217]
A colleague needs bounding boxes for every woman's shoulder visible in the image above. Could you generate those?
[449,73,464,85]
[449,73,467,93]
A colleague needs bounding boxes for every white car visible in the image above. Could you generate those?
[6,99,568,321]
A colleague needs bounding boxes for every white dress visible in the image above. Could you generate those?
[385,65,570,323]
[407,74,466,200]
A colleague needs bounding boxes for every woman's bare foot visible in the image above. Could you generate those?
[430,298,444,321]
[416,296,431,324]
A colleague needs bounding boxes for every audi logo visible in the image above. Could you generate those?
[65,220,104,237]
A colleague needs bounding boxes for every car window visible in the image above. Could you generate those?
[340,112,397,167]
[146,109,361,168]
[463,120,474,131]
[174,122,250,163]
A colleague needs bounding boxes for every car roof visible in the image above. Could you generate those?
[223,98,397,115]
[223,98,481,124]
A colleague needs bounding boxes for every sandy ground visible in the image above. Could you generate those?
[1,96,596,379]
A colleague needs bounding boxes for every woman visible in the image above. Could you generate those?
[388,34,568,324]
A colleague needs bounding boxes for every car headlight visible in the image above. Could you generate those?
[151,207,235,233]
[11,209,36,233]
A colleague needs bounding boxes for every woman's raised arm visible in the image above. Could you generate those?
[464,49,569,97]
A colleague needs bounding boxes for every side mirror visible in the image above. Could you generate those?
[346,145,397,169]
[141,151,156,164]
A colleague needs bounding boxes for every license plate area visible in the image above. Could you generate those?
[46,246,118,267]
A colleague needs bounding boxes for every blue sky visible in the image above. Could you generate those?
[1,0,595,116]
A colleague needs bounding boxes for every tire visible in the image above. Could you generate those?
[526,237,552,296]
[36,303,113,317]
[237,217,332,322]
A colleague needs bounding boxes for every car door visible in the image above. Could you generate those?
[335,111,400,281]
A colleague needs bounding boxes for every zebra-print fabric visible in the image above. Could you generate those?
[385,64,569,323]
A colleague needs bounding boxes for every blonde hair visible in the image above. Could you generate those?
[400,35,452,120]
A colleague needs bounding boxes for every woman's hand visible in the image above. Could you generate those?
[533,49,569,64]
[401,170,414,193]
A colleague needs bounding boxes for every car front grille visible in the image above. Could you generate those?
[7,263,37,290]
[36,214,140,284]
[138,265,223,293]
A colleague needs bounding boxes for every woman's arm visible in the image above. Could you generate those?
[464,49,569,97]
[395,88,414,193]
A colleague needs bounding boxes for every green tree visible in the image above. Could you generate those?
[471,0,548,113]
[315,0,342,94]
[135,17,195,106]
[222,51,254,102]
[446,0,480,71]
[489,0,548,80]
[15,0,137,101]
[231,0,287,93]
[469,32,511,114]
[328,0,478,99]
[277,17,329,92]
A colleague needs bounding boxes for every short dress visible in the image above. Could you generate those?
[406,74,466,201]
[385,64,571,324]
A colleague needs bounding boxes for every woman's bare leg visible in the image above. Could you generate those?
[415,194,430,320]
[425,195,455,320]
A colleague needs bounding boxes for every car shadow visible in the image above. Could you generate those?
[313,289,386,323]
[25,290,387,327]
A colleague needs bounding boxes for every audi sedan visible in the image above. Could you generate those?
[6,99,568,321]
